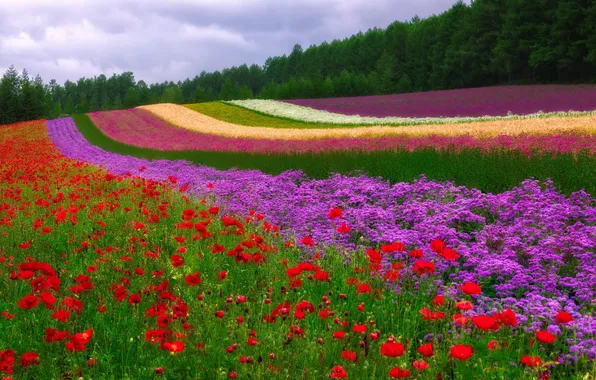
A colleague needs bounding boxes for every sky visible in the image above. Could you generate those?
[0,0,465,84]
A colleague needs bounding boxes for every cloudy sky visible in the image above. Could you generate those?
[1,0,464,84]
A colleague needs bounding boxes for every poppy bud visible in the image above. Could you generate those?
[265,299,271,304]
[359,341,365,347]
[155,367,164,374]
[226,297,233,303]
[269,353,275,359]
[328,291,333,295]
[226,346,234,353]
[325,300,331,306]
[197,294,204,301]
[232,343,238,349]
[322,296,328,302]
[339,294,347,300]
[317,338,324,344]
[369,320,375,325]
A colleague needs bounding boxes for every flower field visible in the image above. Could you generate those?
[89,106,596,155]
[3,82,596,379]
[1,117,595,379]
[140,103,596,139]
[228,99,596,126]
[282,85,596,118]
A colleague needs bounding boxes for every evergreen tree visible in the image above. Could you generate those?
[238,85,254,100]
[101,94,110,111]
[78,95,89,113]
[90,95,100,112]
[0,66,20,124]
[64,95,75,115]
[112,96,122,110]
[123,87,140,108]
[218,78,236,100]
[395,74,412,93]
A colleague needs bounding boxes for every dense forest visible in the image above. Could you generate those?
[1,0,596,124]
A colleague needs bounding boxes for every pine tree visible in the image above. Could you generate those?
[64,95,75,115]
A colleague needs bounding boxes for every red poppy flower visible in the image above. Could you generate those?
[39,291,57,309]
[356,283,372,294]
[128,293,142,305]
[450,345,473,361]
[185,273,202,286]
[333,331,346,340]
[341,350,357,362]
[412,360,428,370]
[366,249,382,264]
[535,331,556,344]
[380,341,405,358]
[336,222,351,234]
[556,311,573,324]
[460,282,482,295]
[301,236,315,246]
[328,208,342,219]
[215,310,225,319]
[521,355,543,367]
[488,340,498,351]
[408,249,423,258]
[417,342,434,357]
[330,365,347,379]
[218,271,227,281]
[432,295,445,306]
[498,309,518,327]
[384,270,400,281]
[472,315,499,331]
[438,248,460,261]
[52,309,71,322]
[66,329,93,351]
[381,242,404,253]
[313,270,329,281]
[389,367,410,378]
[19,352,39,367]
[419,308,445,320]
[413,260,435,275]
[162,341,185,353]
[352,324,367,334]
[455,301,473,311]
[452,313,469,326]
[429,240,445,252]
[18,295,38,310]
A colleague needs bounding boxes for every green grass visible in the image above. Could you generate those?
[74,113,596,196]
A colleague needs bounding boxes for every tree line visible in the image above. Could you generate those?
[1,0,595,124]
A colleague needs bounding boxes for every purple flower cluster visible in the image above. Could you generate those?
[47,117,596,359]
[285,85,596,117]
[90,108,596,155]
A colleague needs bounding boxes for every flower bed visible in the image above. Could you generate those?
[282,85,596,118]
[46,117,596,365]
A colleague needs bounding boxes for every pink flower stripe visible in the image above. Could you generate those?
[89,109,596,155]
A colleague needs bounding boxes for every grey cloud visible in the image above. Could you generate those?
[0,0,466,84]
